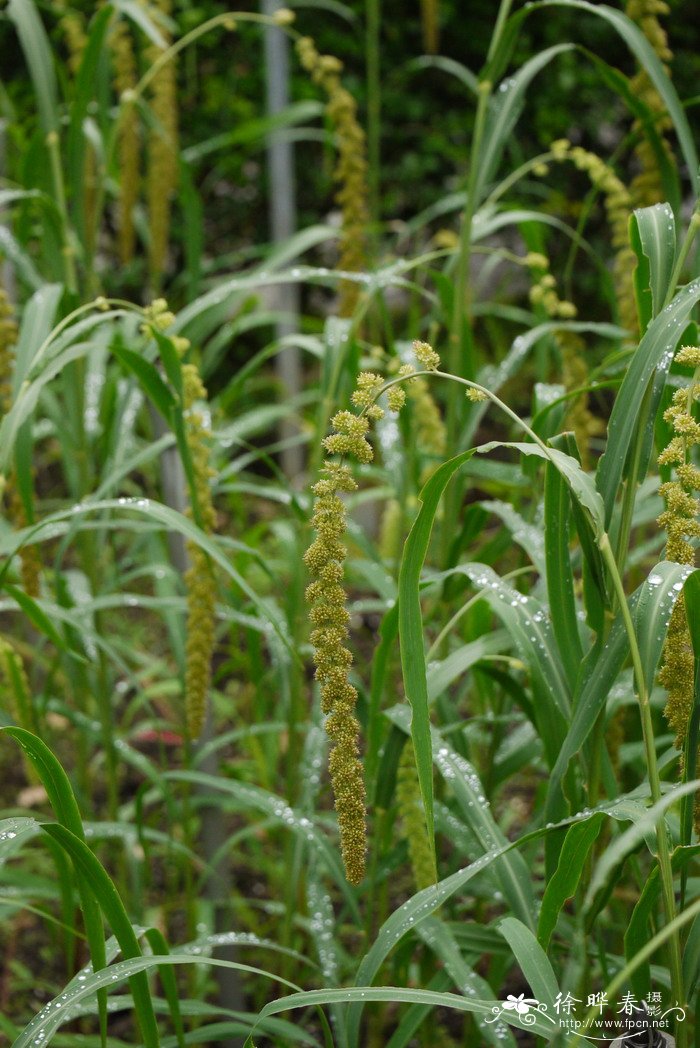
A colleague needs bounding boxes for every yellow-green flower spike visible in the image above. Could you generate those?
[413,340,441,371]
[396,739,438,889]
[144,0,179,287]
[147,312,219,740]
[658,349,700,785]
[305,365,410,883]
[626,0,673,209]
[296,36,369,317]
[544,139,637,333]
[111,17,140,265]
[305,462,366,884]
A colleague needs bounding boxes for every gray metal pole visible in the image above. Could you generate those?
[262,0,303,480]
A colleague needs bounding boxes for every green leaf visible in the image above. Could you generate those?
[387,704,536,928]
[544,596,639,824]
[406,55,478,96]
[534,2,699,195]
[398,450,476,868]
[166,770,360,921]
[7,0,59,135]
[498,917,560,1008]
[348,800,628,1048]
[66,5,113,241]
[12,283,63,390]
[144,928,186,1048]
[0,498,294,660]
[477,45,575,204]
[477,440,605,539]
[597,278,700,524]
[625,845,700,997]
[3,584,68,651]
[151,329,184,398]
[366,602,399,804]
[634,562,696,694]
[111,0,168,47]
[266,987,564,1041]
[417,919,516,1046]
[0,817,40,862]
[41,824,160,1048]
[11,952,302,1048]
[460,564,570,766]
[681,572,700,858]
[682,912,700,999]
[630,204,677,329]
[112,344,176,420]
[538,814,605,948]
[427,630,508,700]
[584,779,700,918]
[0,728,108,1041]
[544,440,584,688]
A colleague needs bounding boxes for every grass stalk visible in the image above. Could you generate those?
[46,131,77,295]
[365,0,381,239]
[600,533,686,1044]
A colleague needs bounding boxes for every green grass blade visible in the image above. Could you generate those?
[144,928,186,1048]
[544,441,584,687]
[498,917,560,1009]
[477,44,574,203]
[537,813,605,949]
[631,203,677,329]
[2,585,68,651]
[477,440,605,538]
[0,728,108,1042]
[584,778,700,918]
[366,602,399,805]
[544,623,630,823]
[12,283,63,390]
[535,1,699,195]
[11,953,303,1048]
[0,817,40,859]
[597,278,700,524]
[681,571,700,859]
[634,562,696,693]
[66,5,113,240]
[0,498,295,660]
[387,704,536,927]
[417,919,516,1046]
[7,0,59,135]
[398,449,476,869]
[260,986,579,1042]
[41,824,160,1048]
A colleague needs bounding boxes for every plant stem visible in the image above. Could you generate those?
[444,0,513,549]
[663,206,700,311]
[600,534,686,1043]
[365,0,381,240]
[46,132,77,295]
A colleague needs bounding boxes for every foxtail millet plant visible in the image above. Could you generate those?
[144,0,179,288]
[547,138,637,332]
[657,346,700,762]
[142,299,218,738]
[626,0,674,208]
[181,354,218,740]
[0,290,40,598]
[305,370,408,884]
[396,738,438,889]
[296,35,369,317]
[525,251,603,463]
[111,15,140,265]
